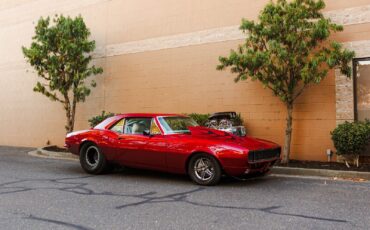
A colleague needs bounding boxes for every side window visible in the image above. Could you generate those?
[124,118,152,135]
[150,119,162,135]
[110,119,125,133]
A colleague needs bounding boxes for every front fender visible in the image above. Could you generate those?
[187,145,247,173]
[211,146,247,169]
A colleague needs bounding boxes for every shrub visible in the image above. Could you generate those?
[331,121,370,156]
[186,113,210,126]
[88,111,115,128]
[331,120,370,167]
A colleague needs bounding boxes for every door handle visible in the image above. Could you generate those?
[117,136,125,140]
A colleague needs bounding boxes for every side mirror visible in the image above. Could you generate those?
[143,130,151,136]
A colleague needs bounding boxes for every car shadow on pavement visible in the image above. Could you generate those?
[108,166,271,187]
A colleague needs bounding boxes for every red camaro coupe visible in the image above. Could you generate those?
[65,113,281,185]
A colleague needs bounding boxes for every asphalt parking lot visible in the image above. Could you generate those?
[0,146,369,230]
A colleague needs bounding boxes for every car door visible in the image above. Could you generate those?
[116,117,166,170]
[144,118,191,173]
[99,118,125,161]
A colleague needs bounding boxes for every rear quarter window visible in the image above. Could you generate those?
[94,116,120,130]
[110,119,125,133]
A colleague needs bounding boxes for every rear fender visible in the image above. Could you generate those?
[79,138,97,153]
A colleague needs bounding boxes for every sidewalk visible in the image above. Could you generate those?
[272,166,370,181]
[28,147,78,161]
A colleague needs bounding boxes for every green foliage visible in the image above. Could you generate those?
[88,111,115,128]
[217,0,354,104]
[22,15,103,132]
[186,113,210,126]
[217,0,355,162]
[331,121,370,156]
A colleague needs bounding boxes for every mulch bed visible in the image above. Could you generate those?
[277,160,370,172]
[43,146,69,153]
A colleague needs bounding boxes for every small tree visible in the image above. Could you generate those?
[217,0,355,163]
[22,15,103,133]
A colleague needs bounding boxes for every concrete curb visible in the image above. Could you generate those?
[28,147,78,161]
[272,166,370,180]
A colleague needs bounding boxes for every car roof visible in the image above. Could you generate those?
[94,113,188,130]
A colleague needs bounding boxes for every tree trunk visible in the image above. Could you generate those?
[70,96,77,132]
[281,103,293,164]
[63,94,74,133]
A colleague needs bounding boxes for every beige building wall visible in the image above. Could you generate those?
[1,0,370,161]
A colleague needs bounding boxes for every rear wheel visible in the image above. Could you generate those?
[79,143,107,174]
[188,153,222,186]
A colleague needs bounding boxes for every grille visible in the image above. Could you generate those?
[248,147,281,163]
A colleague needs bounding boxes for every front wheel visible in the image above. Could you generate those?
[79,143,107,174]
[188,154,222,186]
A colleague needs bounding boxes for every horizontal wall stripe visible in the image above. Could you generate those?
[1,3,370,63]
[325,5,370,26]
[101,39,370,59]
[100,5,370,57]
[104,26,243,57]
[4,39,370,72]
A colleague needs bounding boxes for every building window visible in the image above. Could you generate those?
[354,58,370,121]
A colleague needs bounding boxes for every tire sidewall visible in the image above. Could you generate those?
[80,143,107,174]
[188,153,222,186]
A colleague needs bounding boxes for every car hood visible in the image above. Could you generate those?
[233,135,279,151]
[188,126,279,151]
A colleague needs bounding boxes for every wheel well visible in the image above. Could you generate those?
[185,152,223,174]
[79,140,96,154]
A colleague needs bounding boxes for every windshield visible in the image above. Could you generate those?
[157,116,198,134]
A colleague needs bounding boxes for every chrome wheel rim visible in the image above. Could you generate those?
[194,158,214,181]
[85,146,100,168]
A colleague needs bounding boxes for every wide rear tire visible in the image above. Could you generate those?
[188,153,222,186]
[79,143,108,174]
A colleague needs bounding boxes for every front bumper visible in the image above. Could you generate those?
[223,147,281,176]
[248,147,281,163]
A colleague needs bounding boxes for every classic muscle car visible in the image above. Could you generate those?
[65,113,281,185]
